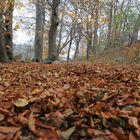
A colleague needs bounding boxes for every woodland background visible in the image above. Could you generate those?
[1,0,140,63]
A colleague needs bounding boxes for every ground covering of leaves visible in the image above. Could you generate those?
[0,62,140,140]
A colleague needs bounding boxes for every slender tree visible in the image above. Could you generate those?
[107,0,113,48]
[92,0,99,56]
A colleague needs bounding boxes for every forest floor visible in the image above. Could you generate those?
[0,62,140,140]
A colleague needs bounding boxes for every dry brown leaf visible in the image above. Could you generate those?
[132,107,140,117]
[0,126,20,134]
[37,129,59,140]
[87,129,105,137]
[0,133,6,140]
[46,111,64,127]
[92,136,110,140]
[101,112,114,119]
[18,110,30,125]
[137,74,140,81]
[128,117,139,129]
[63,84,70,90]
[109,133,119,140]
[31,87,44,95]
[28,112,37,135]
[129,133,137,140]
[112,128,128,140]
[0,107,10,115]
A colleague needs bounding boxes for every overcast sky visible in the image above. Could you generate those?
[13,0,35,45]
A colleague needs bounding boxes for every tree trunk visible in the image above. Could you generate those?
[4,0,15,60]
[34,0,45,62]
[67,27,74,61]
[92,0,99,57]
[74,37,81,60]
[48,0,60,61]
[86,41,92,61]
[57,12,64,55]
[0,12,9,63]
[111,0,118,48]
[85,14,92,61]
[107,0,113,48]
[130,14,140,45]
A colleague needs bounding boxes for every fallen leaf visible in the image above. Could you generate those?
[0,107,10,115]
[28,112,37,135]
[128,117,139,129]
[109,133,118,140]
[18,110,30,125]
[37,129,60,140]
[92,136,110,140]
[14,98,29,107]
[63,109,73,118]
[29,97,41,103]
[132,107,140,117]
[0,114,5,121]
[112,128,128,140]
[63,84,70,90]
[61,126,76,140]
[122,106,133,111]
[137,74,140,81]
[31,87,44,95]
[0,126,20,134]
[0,85,5,91]
[46,111,64,127]
[87,129,105,137]
[13,131,22,140]
[0,133,6,140]
[129,132,137,140]
[101,112,114,119]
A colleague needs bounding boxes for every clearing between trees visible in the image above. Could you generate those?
[0,62,139,140]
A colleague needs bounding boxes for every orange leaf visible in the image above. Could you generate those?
[128,117,139,129]
[0,126,20,134]
[101,112,114,119]
[129,133,137,140]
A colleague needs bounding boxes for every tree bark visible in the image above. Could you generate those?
[107,0,113,48]
[34,0,45,62]
[0,9,9,63]
[92,0,99,56]
[67,26,74,61]
[130,14,140,45]
[111,0,118,48]
[86,41,92,61]
[48,0,60,61]
[4,0,15,60]
[74,37,81,60]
